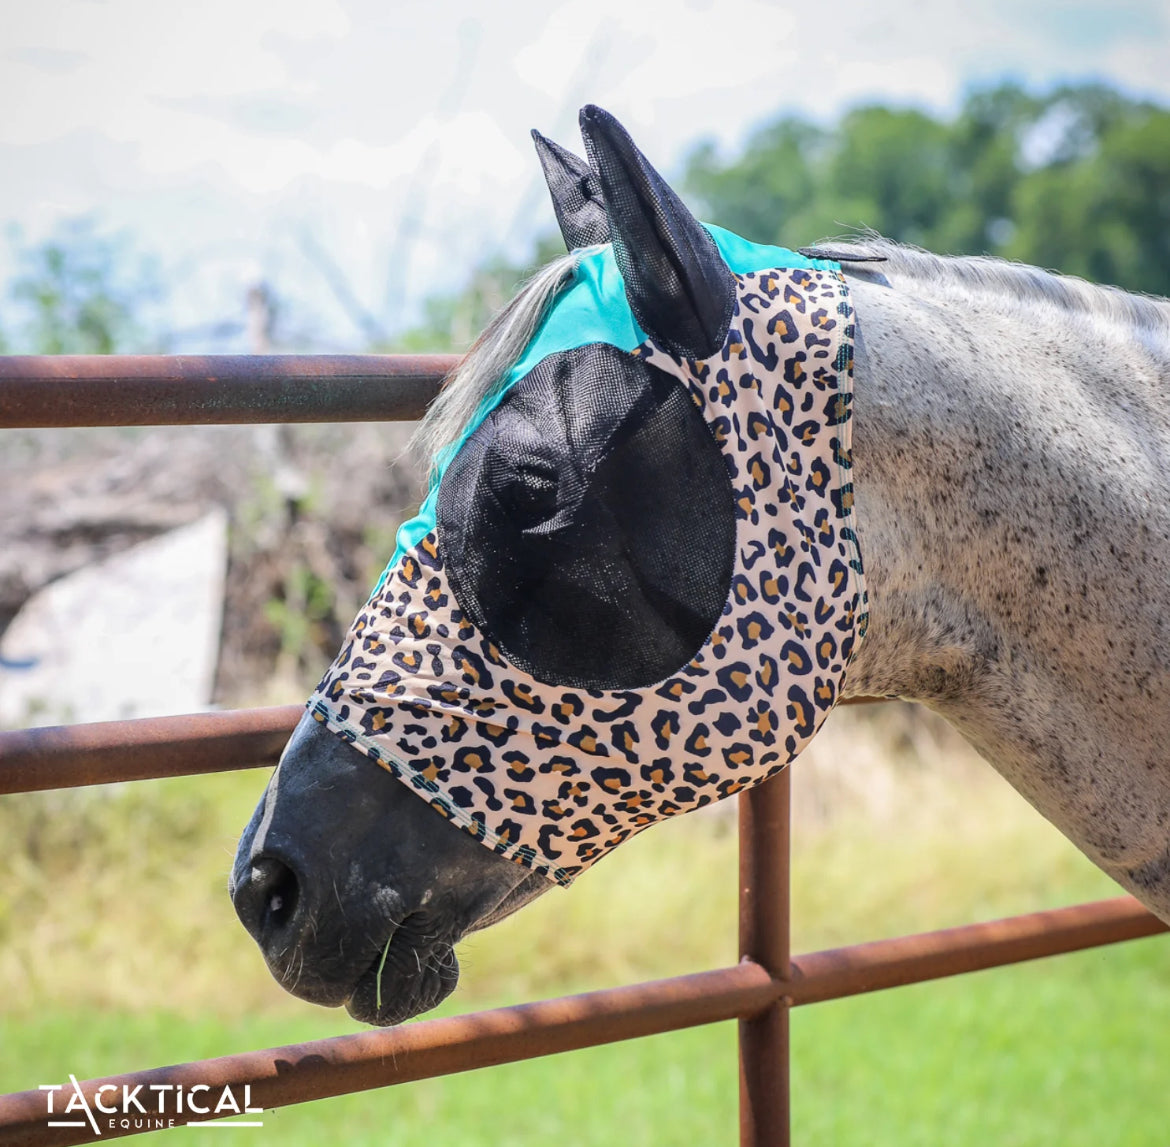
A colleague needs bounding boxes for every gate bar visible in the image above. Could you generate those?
[738,770,792,1147]
[0,707,299,794]
[0,963,779,1147]
[785,894,1166,1004]
[1,897,1161,1146]
[0,701,881,794]
[0,355,459,427]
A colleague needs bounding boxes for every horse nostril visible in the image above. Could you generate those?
[262,859,299,930]
[235,854,301,939]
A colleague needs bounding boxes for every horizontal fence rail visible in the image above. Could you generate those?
[0,707,300,794]
[0,964,779,1147]
[0,898,1162,1146]
[785,896,1166,1004]
[0,355,458,426]
[0,701,881,795]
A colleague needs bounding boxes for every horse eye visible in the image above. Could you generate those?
[500,462,558,524]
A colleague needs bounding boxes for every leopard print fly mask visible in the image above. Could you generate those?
[308,107,868,885]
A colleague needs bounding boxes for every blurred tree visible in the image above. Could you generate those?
[5,219,162,354]
[686,118,825,245]
[1008,101,1170,296]
[685,105,958,250]
[828,106,954,246]
[388,233,566,353]
[682,81,1170,297]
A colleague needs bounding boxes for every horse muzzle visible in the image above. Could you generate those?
[230,839,461,1024]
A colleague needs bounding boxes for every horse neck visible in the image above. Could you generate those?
[841,265,1170,913]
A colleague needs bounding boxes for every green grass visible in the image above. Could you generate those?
[3,708,1169,1143]
[792,939,1170,1145]
[6,939,1170,1145]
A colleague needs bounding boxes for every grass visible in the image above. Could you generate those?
[7,941,1170,1145]
[2,704,1168,1143]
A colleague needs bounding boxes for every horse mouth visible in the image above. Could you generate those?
[344,915,461,1026]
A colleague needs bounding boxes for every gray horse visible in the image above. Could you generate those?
[232,106,1170,1027]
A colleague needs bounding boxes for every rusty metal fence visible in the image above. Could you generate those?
[0,355,1165,1147]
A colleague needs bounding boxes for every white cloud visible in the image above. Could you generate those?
[0,0,348,165]
[1102,34,1170,101]
[1,0,1168,346]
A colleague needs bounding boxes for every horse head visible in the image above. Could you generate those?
[230,106,869,1024]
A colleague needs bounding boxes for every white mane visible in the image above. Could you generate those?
[412,251,583,476]
[816,238,1170,346]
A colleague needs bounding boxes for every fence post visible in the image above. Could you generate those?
[738,767,792,1147]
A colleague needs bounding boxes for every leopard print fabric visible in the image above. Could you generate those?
[309,265,867,885]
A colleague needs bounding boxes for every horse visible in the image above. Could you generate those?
[231,105,1170,1027]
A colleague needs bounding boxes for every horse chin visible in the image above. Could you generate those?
[345,919,461,1027]
[468,870,550,932]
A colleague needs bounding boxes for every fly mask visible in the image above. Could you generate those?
[308,106,867,884]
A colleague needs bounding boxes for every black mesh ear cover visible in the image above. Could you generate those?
[532,130,611,250]
[579,104,735,360]
[437,344,736,690]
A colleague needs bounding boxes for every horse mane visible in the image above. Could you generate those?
[810,236,1170,344]
[412,250,585,476]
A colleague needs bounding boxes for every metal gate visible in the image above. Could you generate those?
[0,355,1165,1146]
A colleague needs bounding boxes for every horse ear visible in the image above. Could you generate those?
[531,130,611,250]
[578,104,735,360]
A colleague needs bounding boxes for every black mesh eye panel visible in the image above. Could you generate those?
[437,343,736,690]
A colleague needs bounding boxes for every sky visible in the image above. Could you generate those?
[0,0,1168,350]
